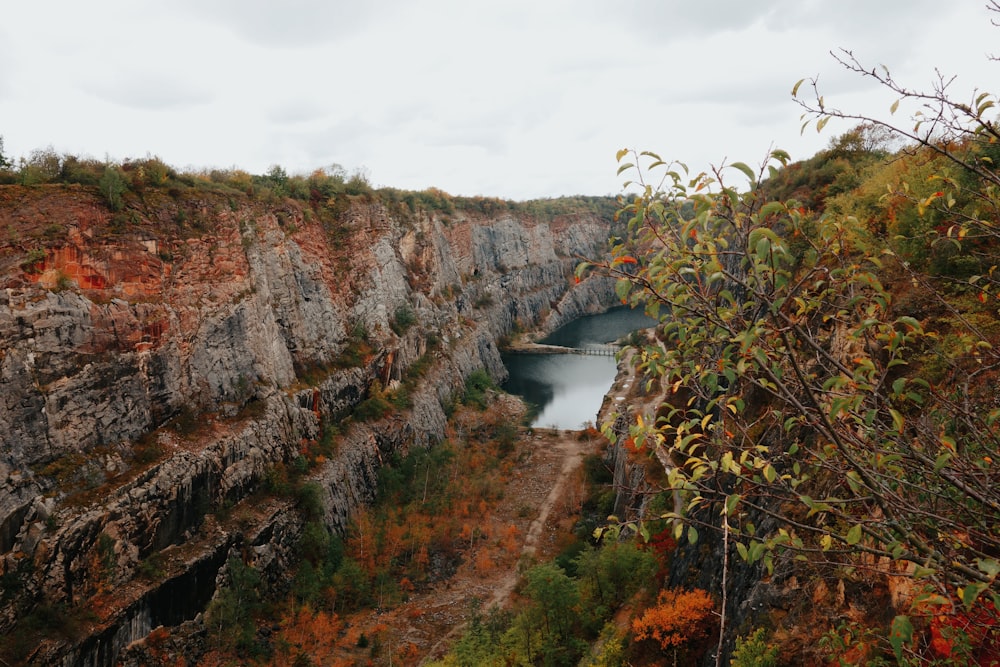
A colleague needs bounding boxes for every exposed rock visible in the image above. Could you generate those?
[0,187,616,665]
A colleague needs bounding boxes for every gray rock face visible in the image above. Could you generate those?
[0,191,617,664]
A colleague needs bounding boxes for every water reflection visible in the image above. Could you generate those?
[502,307,655,430]
[502,353,617,430]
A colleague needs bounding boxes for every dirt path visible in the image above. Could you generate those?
[336,427,600,664]
[485,430,591,609]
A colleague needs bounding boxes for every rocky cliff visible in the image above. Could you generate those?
[0,185,616,664]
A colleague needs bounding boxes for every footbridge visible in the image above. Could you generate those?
[504,342,620,357]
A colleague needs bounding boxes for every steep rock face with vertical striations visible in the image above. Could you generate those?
[0,185,616,665]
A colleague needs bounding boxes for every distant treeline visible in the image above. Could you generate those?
[0,139,618,223]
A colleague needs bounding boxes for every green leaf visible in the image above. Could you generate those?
[845,523,863,545]
[771,148,791,165]
[724,493,740,516]
[758,201,786,218]
[687,525,699,545]
[845,471,863,494]
[730,161,756,183]
[889,409,904,434]
[977,558,1000,579]
[889,615,913,661]
[896,316,923,333]
[962,582,989,609]
[615,279,631,303]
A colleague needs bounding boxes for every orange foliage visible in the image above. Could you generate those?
[475,548,495,575]
[501,523,520,557]
[277,605,345,663]
[397,642,420,662]
[632,588,714,651]
[929,599,1000,664]
[460,522,475,547]
[412,544,430,571]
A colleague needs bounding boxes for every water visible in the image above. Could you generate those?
[538,306,657,349]
[502,307,656,430]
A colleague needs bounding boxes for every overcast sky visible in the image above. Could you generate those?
[1,1,996,200]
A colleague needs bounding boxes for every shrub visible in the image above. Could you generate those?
[335,324,372,369]
[20,248,46,272]
[390,304,417,335]
[137,552,167,580]
[99,165,128,211]
[462,369,494,409]
[295,482,324,520]
[353,395,392,422]
[731,628,780,667]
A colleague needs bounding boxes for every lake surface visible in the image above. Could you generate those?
[502,307,656,430]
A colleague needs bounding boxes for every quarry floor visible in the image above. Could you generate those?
[332,426,601,665]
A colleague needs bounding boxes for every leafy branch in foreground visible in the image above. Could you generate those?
[580,142,1000,631]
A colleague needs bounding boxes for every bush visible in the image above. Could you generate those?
[99,166,128,211]
[295,482,324,520]
[353,395,392,422]
[335,324,372,369]
[462,369,495,409]
[137,552,167,580]
[731,628,780,667]
[391,304,417,335]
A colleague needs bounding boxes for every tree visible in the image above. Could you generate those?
[631,588,714,663]
[0,135,11,170]
[521,563,586,665]
[20,146,61,184]
[99,165,128,211]
[580,9,1000,658]
[205,556,262,652]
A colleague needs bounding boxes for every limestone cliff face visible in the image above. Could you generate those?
[0,186,615,664]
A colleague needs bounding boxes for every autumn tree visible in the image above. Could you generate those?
[632,588,714,662]
[582,6,1000,660]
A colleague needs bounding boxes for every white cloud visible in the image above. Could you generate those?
[1,0,997,198]
[174,0,396,48]
[87,72,214,111]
